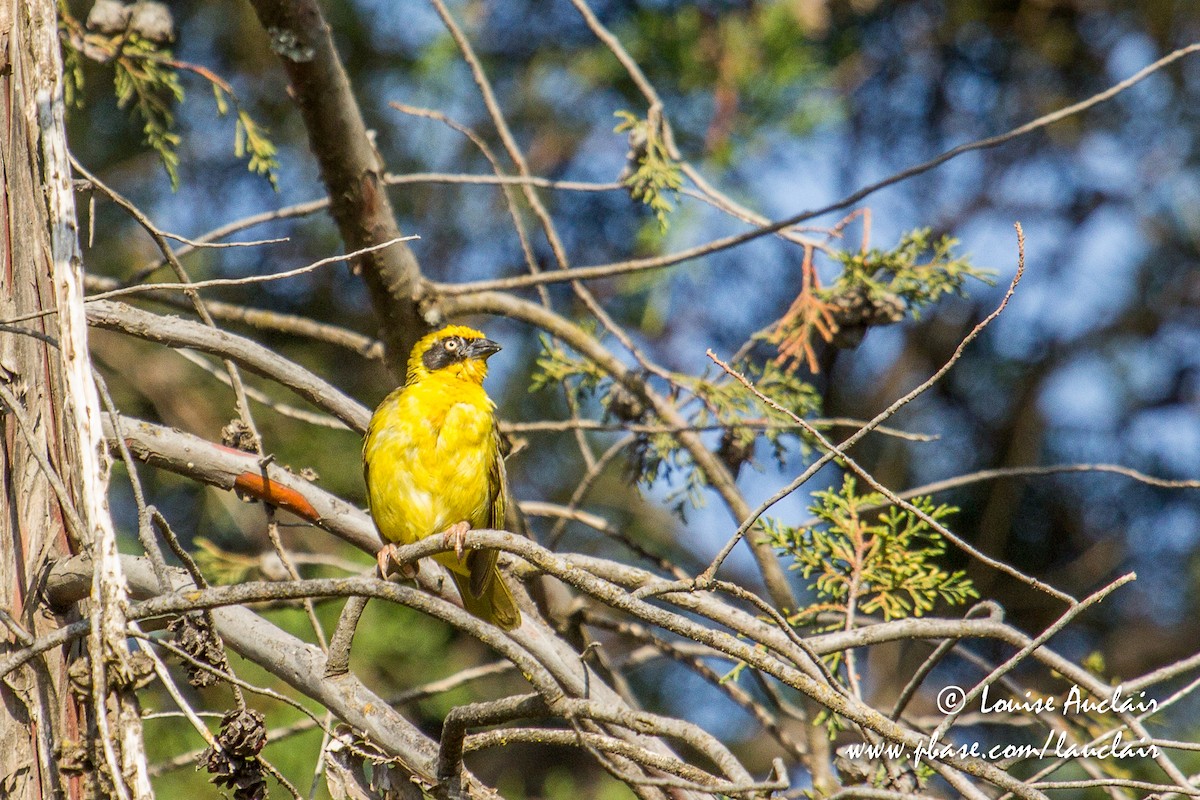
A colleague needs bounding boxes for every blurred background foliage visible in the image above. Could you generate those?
[68,0,1200,795]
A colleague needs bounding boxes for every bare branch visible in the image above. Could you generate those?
[103,414,380,552]
[245,0,428,372]
[437,694,547,799]
[88,300,370,432]
[930,573,1136,741]
[88,237,414,301]
[323,595,368,679]
[436,42,1200,296]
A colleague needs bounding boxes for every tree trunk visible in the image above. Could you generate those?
[1,0,80,795]
[1,1,150,797]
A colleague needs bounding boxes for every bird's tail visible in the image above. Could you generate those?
[450,566,521,631]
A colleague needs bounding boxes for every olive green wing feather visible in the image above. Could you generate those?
[483,427,521,629]
[450,568,520,630]
[467,425,508,599]
[462,428,520,629]
[488,425,507,530]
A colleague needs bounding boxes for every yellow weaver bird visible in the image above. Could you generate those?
[363,325,521,630]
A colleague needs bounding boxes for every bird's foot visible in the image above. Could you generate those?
[376,543,417,580]
[443,521,471,562]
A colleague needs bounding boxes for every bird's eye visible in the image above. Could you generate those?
[444,339,459,351]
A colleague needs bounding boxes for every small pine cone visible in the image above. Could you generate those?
[218,708,268,758]
[168,613,226,688]
[200,746,268,800]
[717,427,756,477]
[828,286,906,348]
[605,381,646,423]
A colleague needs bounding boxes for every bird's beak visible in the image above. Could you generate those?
[463,338,502,360]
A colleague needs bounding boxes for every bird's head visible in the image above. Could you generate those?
[406,325,502,386]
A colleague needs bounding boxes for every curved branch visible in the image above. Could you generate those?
[45,556,737,799]
[47,555,496,798]
[88,300,370,433]
[465,728,730,790]
[102,414,379,552]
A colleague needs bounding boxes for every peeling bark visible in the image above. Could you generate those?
[1,0,151,796]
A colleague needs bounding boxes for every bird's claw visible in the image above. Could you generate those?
[376,543,417,580]
[444,521,471,562]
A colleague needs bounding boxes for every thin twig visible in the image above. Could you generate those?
[323,595,368,679]
[265,507,329,650]
[174,349,350,429]
[84,273,382,357]
[437,42,1200,296]
[889,602,1003,721]
[0,380,89,546]
[89,237,415,301]
[94,374,172,590]
[930,573,1136,742]
[505,416,935,441]
[583,613,809,761]
[708,336,1074,601]
[88,300,370,432]
[547,435,636,548]
[697,223,1044,597]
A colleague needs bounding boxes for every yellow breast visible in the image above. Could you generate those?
[363,373,498,549]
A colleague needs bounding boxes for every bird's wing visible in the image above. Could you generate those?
[467,424,508,599]
[488,422,507,530]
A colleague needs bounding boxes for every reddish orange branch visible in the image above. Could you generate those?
[233,472,321,523]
